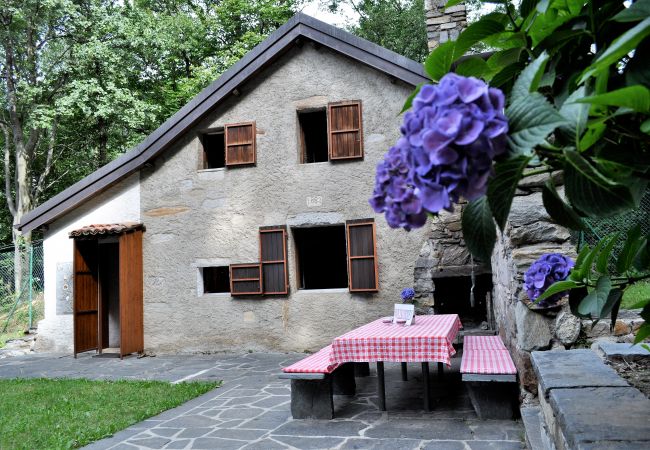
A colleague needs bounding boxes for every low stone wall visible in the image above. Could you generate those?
[425,0,468,51]
[530,350,650,449]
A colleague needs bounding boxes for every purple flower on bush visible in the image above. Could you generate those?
[401,287,416,303]
[370,73,509,230]
[524,253,575,306]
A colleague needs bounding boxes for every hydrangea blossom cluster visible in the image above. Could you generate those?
[370,73,509,230]
[524,253,575,306]
[401,287,416,303]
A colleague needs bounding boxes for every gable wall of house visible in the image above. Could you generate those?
[35,174,141,352]
[139,45,429,353]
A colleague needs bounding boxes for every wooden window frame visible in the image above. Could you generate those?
[260,226,289,295]
[346,219,379,293]
[328,100,364,161]
[225,121,256,166]
[229,263,263,296]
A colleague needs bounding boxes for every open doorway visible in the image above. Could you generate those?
[72,223,144,359]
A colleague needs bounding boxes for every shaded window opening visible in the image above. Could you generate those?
[202,132,225,169]
[299,110,328,163]
[294,226,348,289]
[433,274,492,328]
[203,266,230,293]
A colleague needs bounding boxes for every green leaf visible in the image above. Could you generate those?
[621,282,650,309]
[542,180,584,230]
[576,85,650,113]
[401,83,425,114]
[600,288,623,319]
[453,19,507,60]
[519,0,537,19]
[616,225,644,273]
[424,41,455,82]
[559,86,590,139]
[570,245,592,282]
[569,285,591,318]
[535,280,580,303]
[596,233,620,273]
[511,52,550,103]
[578,276,612,317]
[455,57,491,79]
[563,149,640,216]
[633,322,650,344]
[642,119,650,134]
[613,0,650,22]
[490,62,526,88]
[579,120,606,151]
[507,93,568,154]
[487,155,531,231]
[633,234,650,271]
[461,196,497,262]
[580,17,650,82]
[487,48,524,70]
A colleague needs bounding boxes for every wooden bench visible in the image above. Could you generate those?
[279,345,356,419]
[461,335,518,419]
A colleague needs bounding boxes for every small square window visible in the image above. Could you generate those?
[298,109,328,164]
[201,132,225,169]
[202,266,230,294]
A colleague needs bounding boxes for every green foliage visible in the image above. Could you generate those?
[0,378,219,449]
[329,0,429,62]
[406,0,650,341]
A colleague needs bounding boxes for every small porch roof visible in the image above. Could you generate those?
[68,222,145,239]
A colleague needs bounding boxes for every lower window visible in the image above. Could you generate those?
[293,225,348,290]
[202,266,230,294]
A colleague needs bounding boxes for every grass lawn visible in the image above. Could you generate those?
[0,378,220,449]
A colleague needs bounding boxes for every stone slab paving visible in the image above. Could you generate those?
[597,342,650,362]
[1,352,524,449]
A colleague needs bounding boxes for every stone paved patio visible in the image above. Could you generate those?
[0,352,525,449]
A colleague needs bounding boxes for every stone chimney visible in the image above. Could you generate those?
[425,1,468,51]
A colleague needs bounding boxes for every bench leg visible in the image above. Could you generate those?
[354,362,370,377]
[333,363,356,395]
[422,362,431,411]
[401,362,408,381]
[466,381,517,420]
[377,362,386,411]
[290,378,334,420]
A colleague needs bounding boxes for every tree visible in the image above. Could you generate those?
[328,0,429,62]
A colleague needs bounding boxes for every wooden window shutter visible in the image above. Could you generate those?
[328,101,363,160]
[346,219,379,292]
[225,122,256,166]
[230,263,262,296]
[260,226,288,294]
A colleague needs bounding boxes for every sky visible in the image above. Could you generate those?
[301,0,359,27]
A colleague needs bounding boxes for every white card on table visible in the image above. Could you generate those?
[393,304,415,326]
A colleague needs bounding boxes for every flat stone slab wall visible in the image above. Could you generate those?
[531,350,650,450]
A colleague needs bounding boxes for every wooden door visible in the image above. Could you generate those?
[73,239,99,356]
[119,229,144,357]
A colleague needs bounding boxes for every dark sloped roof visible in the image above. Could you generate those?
[69,222,145,238]
[18,13,428,233]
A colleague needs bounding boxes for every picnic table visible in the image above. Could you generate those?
[329,314,462,411]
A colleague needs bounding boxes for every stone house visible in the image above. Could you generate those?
[19,14,433,356]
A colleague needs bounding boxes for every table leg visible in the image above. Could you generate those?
[422,362,430,411]
[437,362,444,381]
[401,362,408,381]
[377,362,386,411]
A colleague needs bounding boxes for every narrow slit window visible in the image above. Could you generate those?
[202,266,230,294]
[201,132,225,169]
[298,109,328,164]
[294,226,348,290]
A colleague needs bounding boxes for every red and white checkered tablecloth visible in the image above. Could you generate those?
[329,314,462,366]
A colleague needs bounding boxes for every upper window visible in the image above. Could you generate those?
[298,100,363,164]
[201,131,225,169]
[202,266,230,294]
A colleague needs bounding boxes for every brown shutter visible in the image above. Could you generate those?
[119,229,144,357]
[346,219,379,292]
[328,101,363,160]
[225,121,256,166]
[73,239,99,356]
[230,263,262,295]
[260,226,288,294]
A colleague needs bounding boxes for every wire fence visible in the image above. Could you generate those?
[0,242,44,334]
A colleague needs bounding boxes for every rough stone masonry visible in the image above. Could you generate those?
[425,0,468,51]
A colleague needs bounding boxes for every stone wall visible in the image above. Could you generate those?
[425,0,468,51]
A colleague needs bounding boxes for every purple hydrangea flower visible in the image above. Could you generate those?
[524,253,575,306]
[401,287,415,303]
[370,74,509,230]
